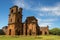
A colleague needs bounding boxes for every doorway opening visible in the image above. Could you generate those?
[45,32,47,35]
[9,29,11,35]
[29,30,32,35]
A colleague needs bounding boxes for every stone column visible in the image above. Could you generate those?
[42,31,45,35]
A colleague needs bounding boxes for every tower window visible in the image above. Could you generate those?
[11,9,13,13]
[18,12,20,13]
[18,12,21,14]
[10,19,12,22]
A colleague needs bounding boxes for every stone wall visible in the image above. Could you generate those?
[40,26,49,35]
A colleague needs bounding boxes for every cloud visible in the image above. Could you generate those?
[11,0,60,16]
[39,13,45,16]
[40,6,60,16]
[35,2,60,16]
[11,0,24,7]
[11,0,31,9]
[37,18,57,27]
[24,2,60,17]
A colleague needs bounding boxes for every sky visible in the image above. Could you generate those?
[0,0,60,29]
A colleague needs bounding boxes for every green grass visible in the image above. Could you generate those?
[0,35,60,40]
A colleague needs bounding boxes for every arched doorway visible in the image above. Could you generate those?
[9,29,11,35]
[45,32,47,35]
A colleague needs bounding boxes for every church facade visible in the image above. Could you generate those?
[5,6,49,36]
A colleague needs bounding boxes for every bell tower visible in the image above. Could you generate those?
[7,6,23,35]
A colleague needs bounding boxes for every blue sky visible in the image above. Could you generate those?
[0,0,60,29]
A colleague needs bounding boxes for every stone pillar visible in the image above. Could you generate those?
[27,29,29,35]
[42,31,45,35]
[23,24,26,35]
[47,31,49,35]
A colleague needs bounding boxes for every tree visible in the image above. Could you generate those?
[0,29,5,35]
[49,28,60,35]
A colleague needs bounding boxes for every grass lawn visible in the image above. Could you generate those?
[0,35,60,40]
